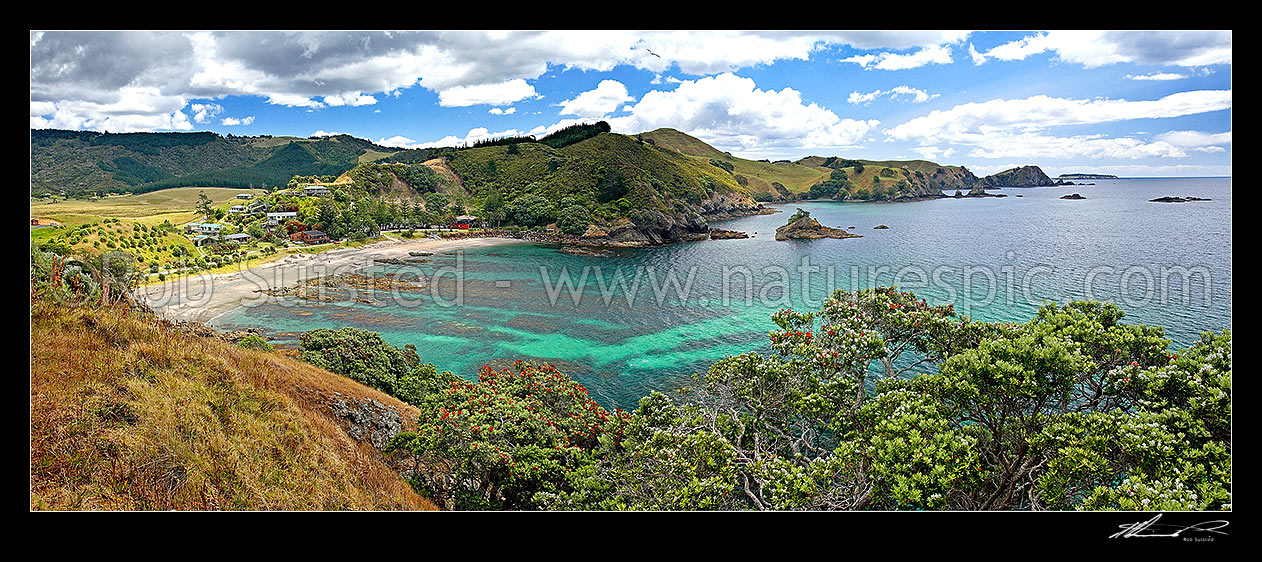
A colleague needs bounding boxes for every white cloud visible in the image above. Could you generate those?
[1154,130,1231,147]
[310,130,345,137]
[912,146,955,160]
[32,30,981,131]
[557,79,635,118]
[1126,72,1187,81]
[842,44,953,71]
[488,107,517,115]
[438,79,539,107]
[404,126,526,148]
[977,31,1231,68]
[968,43,986,65]
[190,102,223,123]
[221,115,255,126]
[848,85,937,105]
[606,72,878,158]
[885,90,1233,143]
[962,133,1188,160]
[324,92,377,106]
[29,86,194,132]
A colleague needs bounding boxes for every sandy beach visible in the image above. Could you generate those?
[136,235,529,324]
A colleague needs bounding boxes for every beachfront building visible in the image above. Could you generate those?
[454,215,479,230]
[290,230,329,245]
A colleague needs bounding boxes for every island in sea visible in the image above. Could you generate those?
[1057,173,1120,179]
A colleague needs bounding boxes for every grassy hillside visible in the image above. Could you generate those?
[31,187,265,227]
[30,299,436,510]
[31,130,399,197]
[640,128,829,198]
[447,131,753,218]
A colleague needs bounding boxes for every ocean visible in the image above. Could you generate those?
[213,177,1232,409]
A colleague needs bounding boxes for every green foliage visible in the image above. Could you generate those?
[538,288,1230,511]
[236,335,275,352]
[538,121,611,149]
[709,158,735,173]
[557,204,592,235]
[298,328,422,395]
[386,361,631,510]
[505,193,556,227]
[786,208,811,224]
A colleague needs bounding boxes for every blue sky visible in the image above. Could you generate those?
[30,30,1231,177]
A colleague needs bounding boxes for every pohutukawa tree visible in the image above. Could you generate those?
[540,287,1230,511]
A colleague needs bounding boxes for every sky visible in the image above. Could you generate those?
[29,30,1232,177]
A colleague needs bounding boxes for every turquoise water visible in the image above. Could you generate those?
[215,177,1232,409]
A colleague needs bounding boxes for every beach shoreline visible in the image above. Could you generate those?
[136,235,530,325]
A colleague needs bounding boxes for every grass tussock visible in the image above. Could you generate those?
[30,300,435,510]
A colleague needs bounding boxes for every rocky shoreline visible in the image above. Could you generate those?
[436,204,774,249]
[257,272,426,304]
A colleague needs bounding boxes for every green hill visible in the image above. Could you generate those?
[31,130,404,197]
[640,128,829,200]
[440,132,762,239]
[639,128,974,202]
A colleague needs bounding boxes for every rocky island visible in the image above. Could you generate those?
[1150,196,1213,203]
[774,209,862,241]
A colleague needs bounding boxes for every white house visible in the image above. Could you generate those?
[229,205,246,213]
[236,193,254,200]
[304,185,331,197]
[186,222,226,235]
[266,211,298,226]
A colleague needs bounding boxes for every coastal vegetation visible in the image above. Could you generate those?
[295,281,1232,511]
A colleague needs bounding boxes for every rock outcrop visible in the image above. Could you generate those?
[330,396,404,449]
[1150,196,1212,203]
[1060,193,1086,200]
[709,227,749,240]
[774,210,862,241]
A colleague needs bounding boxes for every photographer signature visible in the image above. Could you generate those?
[1110,514,1229,539]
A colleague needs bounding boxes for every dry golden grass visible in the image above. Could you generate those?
[30,299,435,511]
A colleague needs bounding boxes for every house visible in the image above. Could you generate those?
[454,215,479,230]
[229,205,246,213]
[303,185,331,197]
[222,233,251,243]
[186,222,226,235]
[236,193,254,200]
[290,230,329,245]
[266,211,298,226]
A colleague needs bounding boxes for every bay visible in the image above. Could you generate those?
[215,177,1232,409]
